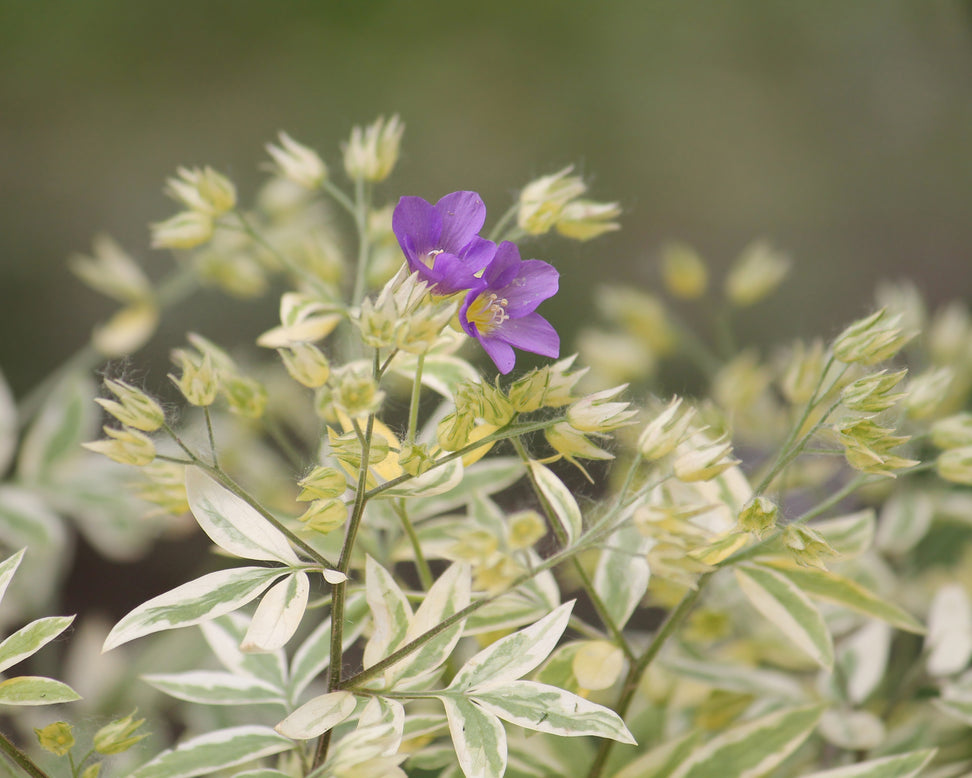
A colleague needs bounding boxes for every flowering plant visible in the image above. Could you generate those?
[1,118,972,778]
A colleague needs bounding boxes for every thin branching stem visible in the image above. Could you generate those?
[406,353,425,445]
[203,406,219,468]
[394,499,433,590]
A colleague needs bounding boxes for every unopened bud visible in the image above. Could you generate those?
[932,413,972,450]
[724,240,790,307]
[150,210,214,250]
[258,293,344,348]
[331,368,384,419]
[508,510,546,550]
[266,132,327,189]
[93,710,148,755]
[929,302,972,366]
[517,166,586,235]
[543,355,589,407]
[567,385,637,433]
[782,525,837,569]
[660,242,708,300]
[937,446,972,486]
[778,339,825,405]
[297,466,347,501]
[555,199,621,241]
[572,640,625,691]
[279,343,331,388]
[833,309,914,366]
[904,367,952,420]
[737,496,778,537]
[545,422,613,463]
[165,166,236,216]
[673,435,739,482]
[841,369,908,413]
[83,426,155,466]
[638,397,696,460]
[314,385,339,423]
[399,442,436,477]
[92,303,159,358]
[96,379,165,432]
[299,498,348,534]
[35,722,74,756]
[169,350,219,406]
[712,350,771,412]
[342,115,404,182]
[508,368,549,413]
[222,375,268,419]
[437,411,475,452]
[69,234,152,304]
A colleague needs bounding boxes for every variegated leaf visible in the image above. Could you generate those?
[926,583,972,677]
[242,572,309,652]
[289,591,369,699]
[0,369,15,475]
[613,730,703,778]
[0,676,81,706]
[380,457,464,499]
[362,555,413,668]
[130,726,293,778]
[812,510,875,558]
[662,655,805,701]
[528,461,581,546]
[441,695,507,778]
[801,749,935,778]
[407,457,524,520]
[0,548,25,605]
[275,690,357,739]
[186,468,300,565]
[201,614,287,689]
[18,374,96,480]
[593,524,651,630]
[0,615,75,674]
[104,567,285,650]
[143,671,286,706]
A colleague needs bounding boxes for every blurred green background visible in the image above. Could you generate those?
[2,1,971,395]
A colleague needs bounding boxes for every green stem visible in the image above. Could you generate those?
[406,353,425,445]
[350,177,372,309]
[204,406,219,468]
[0,730,49,778]
[488,202,520,243]
[320,179,358,220]
[586,575,710,778]
[263,415,307,471]
[232,211,326,295]
[394,499,434,590]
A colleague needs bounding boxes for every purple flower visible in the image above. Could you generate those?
[392,191,497,294]
[459,241,560,374]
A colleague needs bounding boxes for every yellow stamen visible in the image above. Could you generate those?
[466,293,509,335]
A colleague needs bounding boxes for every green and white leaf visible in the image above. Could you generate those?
[0,676,81,706]
[594,524,651,630]
[290,591,369,699]
[813,510,875,558]
[528,461,581,546]
[406,457,525,521]
[441,695,507,778]
[104,566,285,650]
[380,456,464,498]
[18,373,96,481]
[661,655,805,701]
[736,564,834,669]
[471,680,635,743]
[935,674,972,726]
[464,590,553,636]
[0,369,15,476]
[142,671,287,706]
[275,690,357,739]
[0,487,67,611]
[818,709,885,751]
[393,353,481,398]
[925,583,972,677]
[202,613,287,690]
[130,725,294,778]
[323,697,405,771]
[186,468,300,565]
[242,571,309,652]
[362,555,413,668]
[0,548,25,605]
[801,749,936,778]
[0,615,75,674]
[836,620,892,705]
[769,563,925,633]
[450,602,574,691]
[613,730,703,778]
[233,770,293,778]
[875,491,933,555]
[668,704,823,778]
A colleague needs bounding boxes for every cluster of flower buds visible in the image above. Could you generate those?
[723,240,791,307]
[356,269,458,354]
[170,334,267,418]
[778,339,826,405]
[266,132,328,190]
[835,417,918,477]
[295,465,348,533]
[517,165,620,240]
[84,379,166,467]
[932,412,972,485]
[342,115,404,183]
[448,509,545,594]
[833,309,914,366]
[151,166,236,250]
[660,241,709,300]
[634,491,717,591]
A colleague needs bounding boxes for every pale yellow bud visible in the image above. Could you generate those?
[673,435,739,482]
[545,422,614,463]
[69,234,152,303]
[841,369,908,413]
[135,463,189,517]
[297,466,347,501]
[836,418,918,477]
[195,249,267,299]
[932,413,972,449]
[331,368,384,419]
[35,722,74,756]
[93,710,148,755]
[266,132,327,189]
[778,339,825,405]
[314,385,339,423]
[567,385,637,433]
[437,411,476,452]
[544,354,590,407]
[577,329,655,387]
[279,343,331,388]
[508,368,549,413]
[96,379,165,432]
[594,287,676,354]
[937,446,972,485]
[257,293,344,348]
[724,239,790,307]
[737,496,778,537]
[150,210,214,250]
[83,426,155,467]
[398,442,436,477]
[929,302,972,366]
[507,510,546,550]
[299,498,348,534]
[904,367,953,420]
[82,762,102,778]
[169,350,219,406]
[712,350,771,413]
[833,309,914,366]
[222,375,268,419]
[782,525,837,569]
[165,166,236,216]
[555,199,621,241]
[517,165,586,235]
[572,640,625,691]
[342,115,404,182]
[92,303,159,358]
[455,381,515,427]
[875,279,926,336]
[638,397,696,460]
[660,242,708,300]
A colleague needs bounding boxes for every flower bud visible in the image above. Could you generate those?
[932,413,972,450]
[83,426,155,466]
[833,309,913,366]
[673,435,739,482]
[660,242,708,300]
[567,385,637,433]
[517,166,587,235]
[938,447,972,485]
[96,379,165,432]
[222,375,268,419]
[543,354,590,407]
[875,279,926,336]
[455,381,514,428]
[299,498,348,534]
[507,510,546,550]
[257,293,344,349]
[82,763,102,778]
[778,339,826,406]
[169,350,219,407]
[279,343,331,388]
[572,640,625,691]
[638,397,696,460]
[266,132,327,189]
[508,368,549,413]
[165,166,236,216]
[595,287,676,355]
[69,234,152,304]
[92,303,159,358]
[836,418,918,477]
[135,463,189,517]
[904,367,953,420]
[93,709,148,755]
[297,466,347,501]
[437,411,476,452]
[342,115,404,182]
[545,422,614,464]
[150,210,214,250]
[724,240,790,307]
[331,367,384,419]
[399,442,435,477]
[737,496,778,537]
[712,350,771,413]
[929,302,972,366]
[314,385,339,424]
[782,525,837,569]
[555,199,621,241]
[35,721,74,756]
[841,369,908,413]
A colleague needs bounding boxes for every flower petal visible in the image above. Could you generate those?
[498,313,560,359]
[457,235,498,274]
[479,336,516,374]
[435,191,486,253]
[433,255,488,296]
[483,241,523,288]
[393,196,441,263]
[498,259,559,317]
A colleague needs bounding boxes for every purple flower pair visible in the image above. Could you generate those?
[392,191,559,374]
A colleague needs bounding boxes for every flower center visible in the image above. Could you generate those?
[422,248,443,269]
[466,292,509,335]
